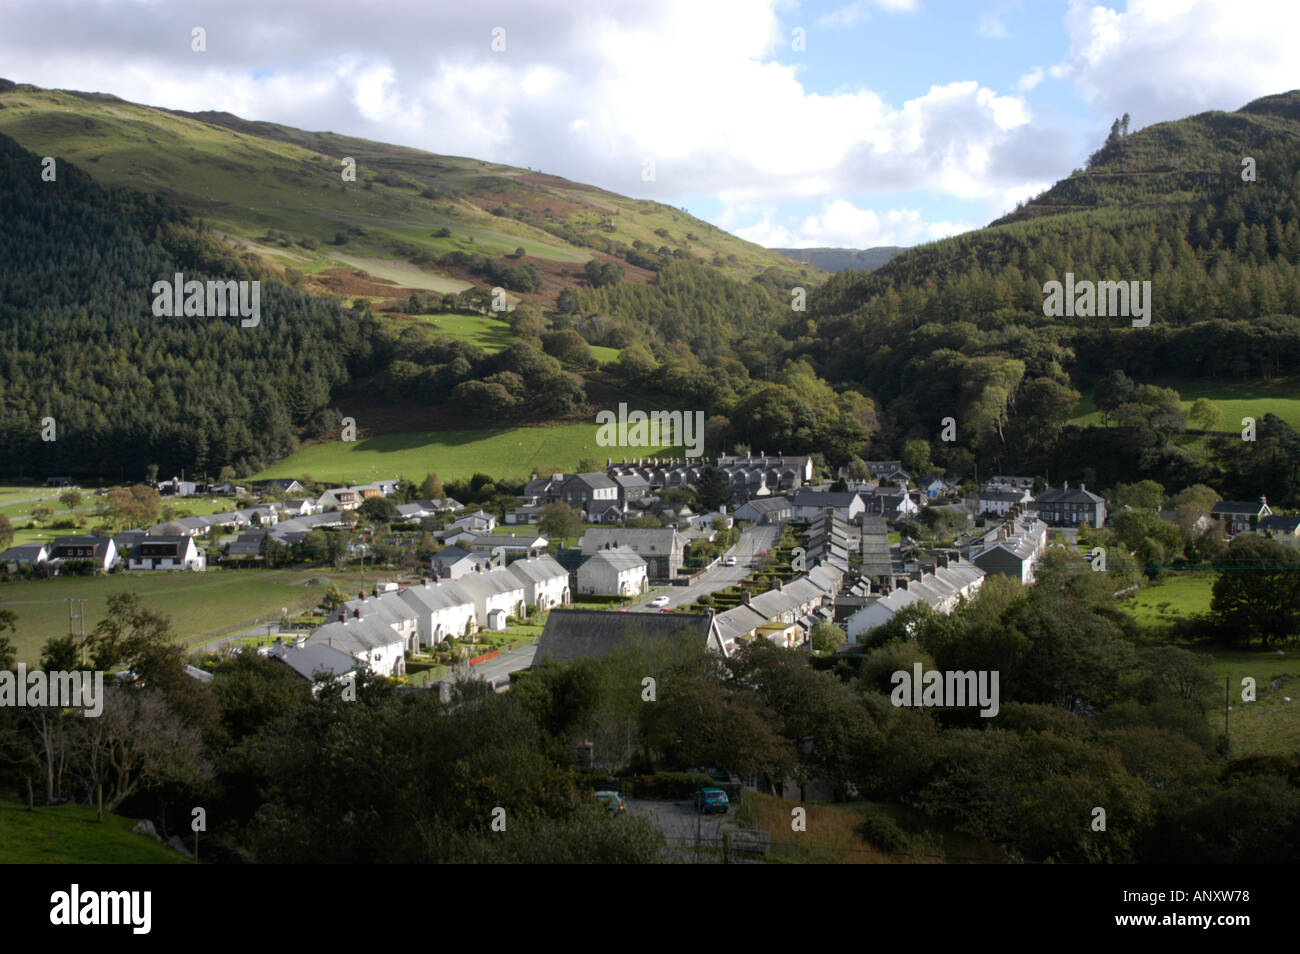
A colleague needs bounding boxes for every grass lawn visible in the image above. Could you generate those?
[0,801,190,864]
[1120,572,1216,629]
[589,345,621,365]
[404,312,514,353]
[0,568,378,664]
[253,422,676,484]
[1071,377,1300,431]
[1221,671,1300,756]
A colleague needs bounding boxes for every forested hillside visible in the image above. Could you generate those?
[798,92,1300,502]
[0,133,383,478]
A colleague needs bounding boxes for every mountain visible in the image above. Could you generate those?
[0,81,815,312]
[795,90,1300,500]
[770,246,904,272]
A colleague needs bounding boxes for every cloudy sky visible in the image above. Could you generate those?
[3,0,1297,249]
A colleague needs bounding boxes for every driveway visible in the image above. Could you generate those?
[625,797,742,861]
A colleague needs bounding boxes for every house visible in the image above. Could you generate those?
[844,555,984,644]
[451,566,527,631]
[225,529,269,561]
[532,608,729,665]
[612,473,651,503]
[978,485,1031,517]
[461,533,549,560]
[318,488,361,511]
[581,528,684,581]
[128,535,206,571]
[687,509,733,531]
[0,542,49,568]
[210,481,244,496]
[1258,514,1300,538]
[791,489,866,522]
[863,492,920,522]
[865,460,908,481]
[158,478,197,497]
[577,547,648,596]
[646,499,694,525]
[1211,497,1271,535]
[48,535,118,572]
[281,498,317,517]
[587,500,628,524]
[970,517,1048,584]
[556,473,619,513]
[921,477,951,499]
[44,476,73,488]
[506,555,572,611]
[734,496,792,525]
[431,546,492,580]
[340,588,420,653]
[267,638,359,685]
[988,475,1034,491]
[1032,482,1107,528]
[398,578,478,648]
[712,604,770,654]
[444,510,496,535]
[504,504,548,525]
[308,612,406,677]
[261,478,305,495]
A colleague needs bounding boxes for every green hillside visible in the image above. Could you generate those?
[0,83,815,310]
[0,801,190,863]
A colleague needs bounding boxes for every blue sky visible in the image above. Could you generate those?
[3,0,1297,248]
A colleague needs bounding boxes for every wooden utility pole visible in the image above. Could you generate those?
[1224,676,1230,750]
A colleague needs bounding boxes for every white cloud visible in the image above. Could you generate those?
[816,0,917,28]
[730,199,976,248]
[1016,66,1044,91]
[1052,0,1300,121]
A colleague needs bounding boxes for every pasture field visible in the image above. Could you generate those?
[253,421,676,484]
[0,568,375,664]
[0,802,189,864]
[1071,377,1300,431]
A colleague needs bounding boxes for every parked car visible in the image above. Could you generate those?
[648,595,670,608]
[594,790,626,814]
[694,787,729,814]
[722,556,737,566]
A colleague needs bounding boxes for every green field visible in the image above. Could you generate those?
[405,312,514,352]
[253,421,675,484]
[1120,572,1216,628]
[0,801,190,864]
[0,568,376,664]
[1072,377,1300,431]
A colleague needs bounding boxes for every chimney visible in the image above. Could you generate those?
[372,585,380,598]
[353,608,361,619]
[294,635,306,649]
[422,576,430,585]
[744,590,752,605]
[1260,495,1268,507]
[337,611,346,622]
[1063,480,1069,491]
[1079,483,1085,492]
[358,590,365,601]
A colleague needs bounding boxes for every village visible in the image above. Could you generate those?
[4,453,1290,696]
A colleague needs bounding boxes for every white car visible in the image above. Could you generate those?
[722,556,737,566]
[648,595,671,608]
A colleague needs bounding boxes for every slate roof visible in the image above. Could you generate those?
[1212,500,1268,515]
[270,643,360,681]
[582,547,647,572]
[533,608,722,665]
[506,554,570,585]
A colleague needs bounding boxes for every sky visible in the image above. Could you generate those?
[2,0,1297,250]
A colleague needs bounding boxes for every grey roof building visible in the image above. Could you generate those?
[532,608,727,665]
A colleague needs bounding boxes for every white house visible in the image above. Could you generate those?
[506,555,572,612]
[48,536,119,573]
[308,614,406,677]
[127,535,206,571]
[452,566,527,631]
[978,486,1031,517]
[340,588,420,654]
[318,488,361,511]
[398,578,478,648]
[577,547,648,596]
[0,543,49,568]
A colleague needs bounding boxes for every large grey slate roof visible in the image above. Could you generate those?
[533,609,720,665]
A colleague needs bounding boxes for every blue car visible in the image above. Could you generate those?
[694,787,729,814]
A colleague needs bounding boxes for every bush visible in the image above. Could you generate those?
[855,812,911,854]
[635,772,716,799]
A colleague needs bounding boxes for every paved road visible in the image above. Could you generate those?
[627,525,781,613]
[440,642,537,691]
[625,797,741,861]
